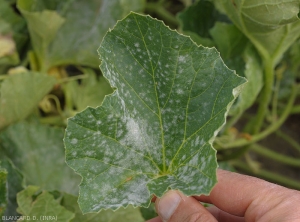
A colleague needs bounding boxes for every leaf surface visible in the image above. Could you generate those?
[63,68,113,112]
[229,45,263,115]
[64,13,246,213]
[0,120,81,195]
[0,0,28,60]
[0,72,55,130]
[61,193,145,222]
[177,0,217,47]
[0,159,24,218]
[17,186,74,222]
[0,166,7,217]
[219,0,300,63]
[209,23,262,115]
[17,0,145,71]
[209,22,247,59]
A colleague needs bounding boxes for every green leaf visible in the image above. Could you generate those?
[229,45,263,115]
[17,0,146,71]
[61,193,145,222]
[0,120,81,195]
[63,68,113,112]
[0,30,19,66]
[218,161,235,172]
[219,0,300,64]
[0,72,55,130]
[140,203,157,220]
[17,0,65,72]
[178,0,218,38]
[209,23,262,115]
[289,38,300,76]
[0,0,28,54]
[0,0,27,67]
[179,0,196,7]
[0,166,7,218]
[64,13,246,213]
[0,159,24,218]
[177,0,217,47]
[17,186,74,222]
[0,0,26,36]
[209,22,248,59]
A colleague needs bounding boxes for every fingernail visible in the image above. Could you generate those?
[158,191,182,221]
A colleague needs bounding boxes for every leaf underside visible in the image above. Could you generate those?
[219,0,300,63]
[64,13,246,213]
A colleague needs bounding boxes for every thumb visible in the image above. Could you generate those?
[155,190,217,222]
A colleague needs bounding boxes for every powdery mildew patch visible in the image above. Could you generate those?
[64,12,246,213]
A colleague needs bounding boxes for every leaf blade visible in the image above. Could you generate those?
[0,72,55,130]
[0,120,81,195]
[65,13,246,213]
[16,186,74,222]
[219,0,300,63]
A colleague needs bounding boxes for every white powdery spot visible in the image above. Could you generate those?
[176,89,184,95]
[178,55,187,63]
[126,118,142,143]
[71,138,78,145]
[85,150,95,156]
[189,154,200,166]
[134,42,140,48]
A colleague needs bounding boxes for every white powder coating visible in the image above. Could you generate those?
[176,89,184,95]
[125,118,141,142]
[71,138,78,145]
[65,13,245,213]
[178,55,187,63]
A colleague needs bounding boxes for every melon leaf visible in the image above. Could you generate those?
[64,13,246,213]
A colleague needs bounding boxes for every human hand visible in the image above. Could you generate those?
[147,169,300,222]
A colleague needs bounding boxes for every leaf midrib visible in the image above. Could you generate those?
[133,15,167,173]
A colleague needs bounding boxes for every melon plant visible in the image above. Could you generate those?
[0,0,300,221]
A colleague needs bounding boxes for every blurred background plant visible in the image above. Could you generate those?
[0,0,299,221]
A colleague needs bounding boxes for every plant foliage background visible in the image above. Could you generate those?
[0,0,300,221]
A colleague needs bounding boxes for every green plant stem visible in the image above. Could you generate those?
[220,85,298,148]
[271,69,283,122]
[28,51,39,71]
[250,143,300,167]
[39,116,65,126]
[58,74,88,84]
[276,130,300,153]
[232,161,300,190]
[291,105,300,114]
[252,58,275,133]
[146,1,179,27]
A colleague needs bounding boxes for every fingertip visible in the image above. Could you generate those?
[146,216,162,222]
[156,191,182,221]
[155,190,217,222]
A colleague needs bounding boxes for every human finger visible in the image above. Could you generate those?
[155,190,217,222]
[146,216,162,222]
[195,169,300,221]
[206,205,244,222]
